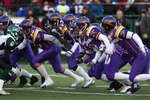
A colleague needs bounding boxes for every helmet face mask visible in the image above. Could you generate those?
[48,13,61,29]
[76,16,90,37]
[0,16,10,29]
[101,23,115,33]
[78,23,88,36]
[19,19,32,37]
[23,28,31,36]
[101,16,116,33]
[65,20,72,28]
[49,19,60,28]
[63,14,76,29]
[7,25,23,42]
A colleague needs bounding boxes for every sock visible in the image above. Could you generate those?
[135,74,150,82]
[76,66,90,81]
[37,65,50,80]
[63,69,80,80]
[114,72,132,85]
[0,79,4,91]
[21,69,32,78]
[114,72,129,80]
[101,74,109,82]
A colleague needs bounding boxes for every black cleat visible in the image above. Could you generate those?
[18,76,28,88]
[41,76,45,84]
[30,75,38,86]
[126,82,140,94]
[107,81,123,92]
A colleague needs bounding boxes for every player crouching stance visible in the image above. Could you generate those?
[0,25,23,95]
[20,19,84,88]
[101,16,150,94]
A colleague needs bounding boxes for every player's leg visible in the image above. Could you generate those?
[0,57,12,95]
[49,45,83,87]
[127,52,149,94]
[9,49,37,87]
[32,50,54,88]
[68,48,93,87]
[104,53,129,81]
[9,50,27,86]
[104,53,131,92]
[133,52,150,82]
[23,44,39,85]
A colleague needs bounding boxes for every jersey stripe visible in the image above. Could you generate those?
[96,32,101,39]
[61,26,67,34]
[115,26,124,38]
[33,28,42,41]
[86,26,96,36]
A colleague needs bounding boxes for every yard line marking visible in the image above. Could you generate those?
[56,87,75,90]
[95,84,150,88]
[95,85,108,88]
[5,87,150,97]
[141,84,150,87]
[31,90,150,97]
[5,87,40,90]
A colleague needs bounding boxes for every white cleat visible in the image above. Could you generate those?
[0,90,10,95]
[82,78,95,88]
[120,86,131,93]
[40,78,54,88]
[109,88,116,92]
[70,77,84,88]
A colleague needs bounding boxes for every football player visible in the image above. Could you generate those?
[0,25,23,95]
[101,16,150,94]
[8,22,38,87]
[20,20,84,88]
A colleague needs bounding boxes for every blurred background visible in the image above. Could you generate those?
[0,0,150,47]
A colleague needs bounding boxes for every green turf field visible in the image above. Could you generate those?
[1,63,150,100]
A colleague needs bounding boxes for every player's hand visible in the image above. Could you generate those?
[11,67,21,76]
[65,51,72,57]
[86,62,94,67]
[141,47,147,55]
[99,44,105,51]
[105,49,113,55]
[91,59,97,65]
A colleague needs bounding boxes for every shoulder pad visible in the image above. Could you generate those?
[5,36,16,47]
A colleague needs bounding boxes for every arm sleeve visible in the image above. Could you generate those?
[70,42,79,53]
[43,34,63,47]
[17,39,27,50]
[92,50,102,63]
[98,53,106,63]
[126,31,145,49]
[98,34,111,50]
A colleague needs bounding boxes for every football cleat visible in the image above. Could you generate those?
[126,82,140,94]
[107,81,123,92]
[82,78,95,88]
[40,78,54,88]
[120,85,131,93]
[18,76,27,88]
[30,75,38,86]
[41,76,45,84]
[70,77,84,88]
[0,90,10,95]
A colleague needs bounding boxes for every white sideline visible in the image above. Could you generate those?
[4,87,150,97]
